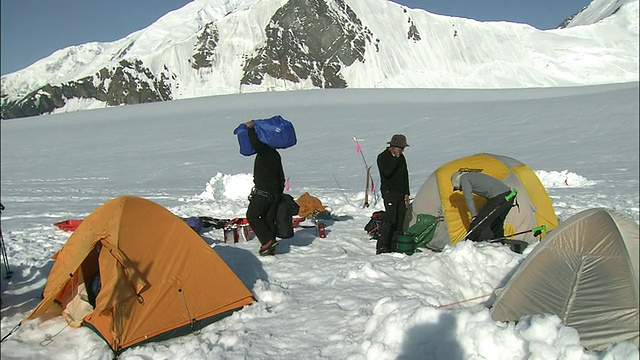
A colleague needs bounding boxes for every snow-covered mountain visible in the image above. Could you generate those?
[1,0,638,119]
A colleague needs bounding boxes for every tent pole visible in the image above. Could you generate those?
[488,225,547,243]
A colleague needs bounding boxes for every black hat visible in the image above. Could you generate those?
[387,134,409,148]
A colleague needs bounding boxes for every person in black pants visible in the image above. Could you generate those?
[451,171,517,242]
[376,134,411,254]
[244,120,286,256]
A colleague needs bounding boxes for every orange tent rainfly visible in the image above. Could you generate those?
[22,195,255,355]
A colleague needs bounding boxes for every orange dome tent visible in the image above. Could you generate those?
[22,196,254,355]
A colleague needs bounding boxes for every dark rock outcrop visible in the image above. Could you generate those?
[192,22,220,69]
[241,0,374,88]
[1,60,173,119]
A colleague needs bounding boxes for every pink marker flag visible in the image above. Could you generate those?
[370,180,375,193]
[356,143,361,153]
[285,178,291,192]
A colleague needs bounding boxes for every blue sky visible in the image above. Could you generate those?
[0,0,591,75]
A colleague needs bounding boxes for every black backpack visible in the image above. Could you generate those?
[364,211,385,240]
[275,194,300,239]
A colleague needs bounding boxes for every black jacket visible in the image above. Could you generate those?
[248,127,285,193]
[377,148,409,197]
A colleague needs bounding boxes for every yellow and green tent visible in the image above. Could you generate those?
[407,153,558,251]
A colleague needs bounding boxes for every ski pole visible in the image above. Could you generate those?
[462,206,501,241]
[488,225,547,243]
[0,201,10,278]
[353,136,377,205]
[1,227,13,278]
[331,174,351,205]
[352,136,369,169]
[462,190,517,241]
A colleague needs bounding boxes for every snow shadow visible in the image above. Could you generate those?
[1,263,52,318]
[398,312,464,360]
[213,245,269,293]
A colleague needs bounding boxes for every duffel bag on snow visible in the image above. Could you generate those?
[233,115,297,156]
[275,193,300,239]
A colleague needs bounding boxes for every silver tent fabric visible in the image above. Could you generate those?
[490,208,639,350]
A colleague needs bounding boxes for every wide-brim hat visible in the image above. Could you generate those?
[387,134,409,148]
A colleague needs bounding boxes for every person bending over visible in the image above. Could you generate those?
[451,171,516,242]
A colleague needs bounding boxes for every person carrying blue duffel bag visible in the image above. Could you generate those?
[243,120,286,256]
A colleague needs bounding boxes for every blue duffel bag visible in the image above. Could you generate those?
[233,124,255,156]
[233,115,297,156]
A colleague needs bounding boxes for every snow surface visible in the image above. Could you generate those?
[0,83,639,359]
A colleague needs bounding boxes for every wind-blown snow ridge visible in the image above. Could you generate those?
[197,172,255,201]
[194,171,599,205]
[535,170,598,188]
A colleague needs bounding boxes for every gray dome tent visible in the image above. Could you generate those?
[490,208,639,350]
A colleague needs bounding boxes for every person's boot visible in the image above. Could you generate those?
[376,247,391,255]
[259,240,279,256]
